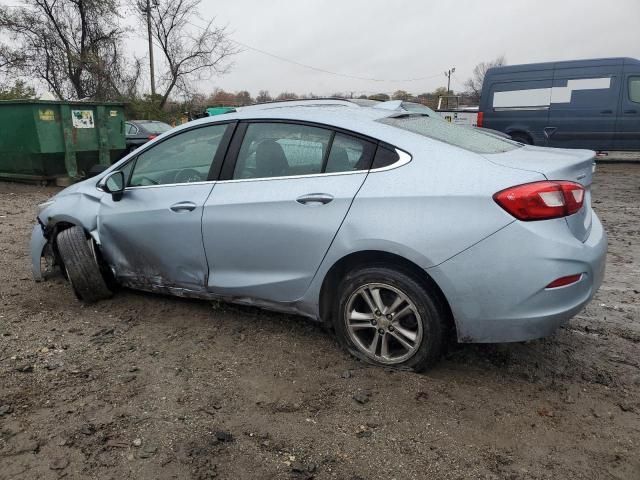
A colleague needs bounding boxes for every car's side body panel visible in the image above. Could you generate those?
[296,139,546,321]
[202,171,368,303]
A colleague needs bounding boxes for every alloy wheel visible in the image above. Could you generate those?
[345,282,423,364]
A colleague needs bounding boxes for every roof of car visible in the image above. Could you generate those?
[212,103,398,126]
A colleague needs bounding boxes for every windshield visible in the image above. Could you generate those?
[378,115,519,154]
[139,121,173,134]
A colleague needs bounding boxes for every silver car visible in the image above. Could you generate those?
[30,101,607,371]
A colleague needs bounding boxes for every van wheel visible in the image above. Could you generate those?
[510,132,532,145]
[56,226,113,303]
[334,266,446,371]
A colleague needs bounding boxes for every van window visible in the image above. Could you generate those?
[550,77,617,110]
[378,115,519,154]
[629,77,640,103]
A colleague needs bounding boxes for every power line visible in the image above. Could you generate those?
[230,37,444,83]
[185,19,447,84]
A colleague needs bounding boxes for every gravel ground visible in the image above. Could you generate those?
[1,164,639,480]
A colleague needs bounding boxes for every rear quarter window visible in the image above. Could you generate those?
[378,115,519,154]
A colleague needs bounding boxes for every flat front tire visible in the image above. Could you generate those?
[56,226,113,303]
[334,266,446,371]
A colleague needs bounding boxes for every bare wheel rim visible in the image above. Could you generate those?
[345,282,424,365]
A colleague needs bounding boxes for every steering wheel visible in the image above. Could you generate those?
[136,176,160,186]
[174,168,204,184]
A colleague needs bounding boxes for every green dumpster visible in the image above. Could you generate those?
[0,100,126,182]
[205,106,236,116]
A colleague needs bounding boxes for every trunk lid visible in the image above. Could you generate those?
[483,146,595,242]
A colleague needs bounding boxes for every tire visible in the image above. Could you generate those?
[510,132,532,145]
[334,266,446,372]
[56,226,113,303]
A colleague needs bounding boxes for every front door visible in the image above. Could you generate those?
[202,122,376,303]
[614,73,640,151]
[98,123,233,292]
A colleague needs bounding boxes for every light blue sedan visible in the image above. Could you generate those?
[30,100,607,370]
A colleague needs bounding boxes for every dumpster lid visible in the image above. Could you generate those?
[0,99,126,106]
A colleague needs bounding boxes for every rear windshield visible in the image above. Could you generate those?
[139,122,173,134]
[378,115,519,154]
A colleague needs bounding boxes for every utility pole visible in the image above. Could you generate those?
[444,67,455,95]
[146,0,156,96]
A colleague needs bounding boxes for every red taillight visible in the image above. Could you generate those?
[546,274,583,289]
[494,181,585,221]
[476,111,484,128]
[147,134,157,140]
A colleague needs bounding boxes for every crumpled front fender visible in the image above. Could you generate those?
[30,224,48,281]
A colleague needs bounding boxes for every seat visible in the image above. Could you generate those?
[326,146,353,173]
[254,140,289,178]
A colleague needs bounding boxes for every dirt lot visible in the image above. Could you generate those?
[1,164,639,480]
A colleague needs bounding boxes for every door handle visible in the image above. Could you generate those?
[170,201,197,212]
[600,109,613,114]
[624,109,637,114]
[296,193,334,205]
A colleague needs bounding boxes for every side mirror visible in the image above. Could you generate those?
[100,171,125,201]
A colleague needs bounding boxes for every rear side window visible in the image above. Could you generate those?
[232,123,376,179]
[629,77,640,103]
[378,115,518,154]
[233,123,331,179]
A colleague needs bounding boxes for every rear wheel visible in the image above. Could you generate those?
[56,226,113,303]
[510,132,532,145]
[334,266,446,371]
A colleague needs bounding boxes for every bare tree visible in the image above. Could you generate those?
[465,55,506,103]
[0,0,139,100]
[392,90,411,101]
[235,90,252,106]
[276,92,298,101]
[139,0,238,108]
[256,90,271,103]
[368,93,390,101]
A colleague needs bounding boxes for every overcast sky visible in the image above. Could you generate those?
[182,0,640,97]
[3,0,640,97]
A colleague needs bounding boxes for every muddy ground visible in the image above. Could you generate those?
[1,163,639,480]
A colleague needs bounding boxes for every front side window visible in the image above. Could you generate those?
[129,124,227,186]
[233,123,331,179]
[629,77,640,103]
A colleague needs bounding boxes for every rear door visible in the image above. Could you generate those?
[614,70,640,150]
[547,64,622,150]
[201,121,376,303]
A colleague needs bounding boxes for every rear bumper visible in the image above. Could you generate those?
[428,214,607,343]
